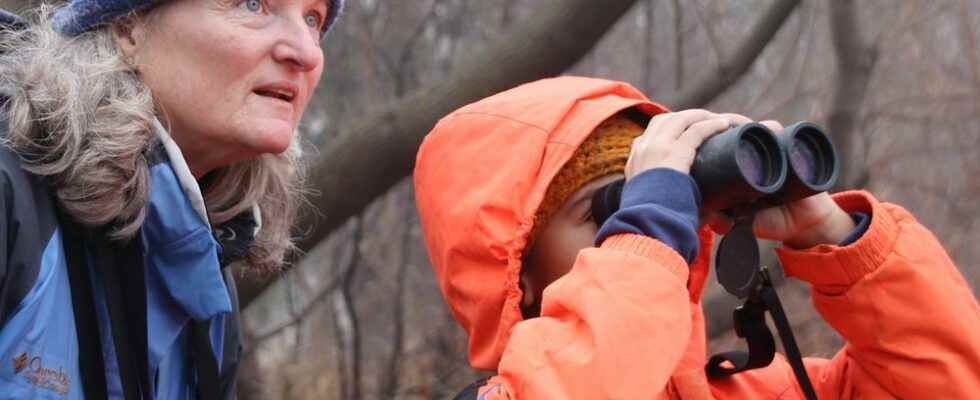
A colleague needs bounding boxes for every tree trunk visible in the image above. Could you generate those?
[237,0,645,308]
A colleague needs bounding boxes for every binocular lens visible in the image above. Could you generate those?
[789,132,831,186]
[789,136,818,184]
[736,135,775,187]
[774,122,839,203]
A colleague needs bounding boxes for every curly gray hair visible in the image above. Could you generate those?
[0,7,307,273]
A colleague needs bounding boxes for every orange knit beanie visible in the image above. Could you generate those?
[530,113,646,243]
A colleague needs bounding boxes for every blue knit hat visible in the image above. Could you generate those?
[53,0,344,37]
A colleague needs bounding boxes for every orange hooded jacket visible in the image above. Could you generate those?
[413,76,980,399]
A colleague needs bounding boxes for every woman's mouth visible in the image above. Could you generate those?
[254,84,297,104]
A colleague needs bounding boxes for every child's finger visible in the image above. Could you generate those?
[676,117,732,150]
[717,113,753,126]
[625,135,644,178]
[640,111,672,142]
[651,109,719,143]
[751,205,792,240]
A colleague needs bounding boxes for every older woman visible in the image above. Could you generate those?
[0,0,342,398]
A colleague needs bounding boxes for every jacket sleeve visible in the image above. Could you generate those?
[477,234,693,399]
[776,190,980,399]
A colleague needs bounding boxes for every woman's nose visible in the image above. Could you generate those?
[271,18,323,72]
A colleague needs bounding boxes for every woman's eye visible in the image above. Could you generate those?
[304,12,322,29]
[243,0,262,12]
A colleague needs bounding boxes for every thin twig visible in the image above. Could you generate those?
[660,0,802,109]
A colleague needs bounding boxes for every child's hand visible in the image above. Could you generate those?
[754,192,856,249]
[705,188,857,249]
[625,109,734,178]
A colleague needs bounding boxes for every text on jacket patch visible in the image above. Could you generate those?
[13,352,71,396]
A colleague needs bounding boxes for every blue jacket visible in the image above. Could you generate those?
[0,115,251,399]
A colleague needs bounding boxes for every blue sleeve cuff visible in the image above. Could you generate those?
[594,168,701,264]
[839,212,870,246]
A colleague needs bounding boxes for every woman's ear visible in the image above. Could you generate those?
[110,16,148,66]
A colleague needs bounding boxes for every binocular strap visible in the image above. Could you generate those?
[705,281,818,400]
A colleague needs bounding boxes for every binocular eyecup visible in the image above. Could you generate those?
[591,121,839,226]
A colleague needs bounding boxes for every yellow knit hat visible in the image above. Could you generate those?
[530,113,646,243]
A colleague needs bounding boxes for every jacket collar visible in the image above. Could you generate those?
[150,118,261,266]
[151,118,211,228]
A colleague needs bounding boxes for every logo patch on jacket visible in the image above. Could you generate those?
[11,351,71,396]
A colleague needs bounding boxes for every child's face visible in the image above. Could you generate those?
[522,173,624,315]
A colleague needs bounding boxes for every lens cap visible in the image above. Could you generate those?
[716,220,762,298]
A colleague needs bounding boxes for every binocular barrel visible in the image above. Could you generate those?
[691,121,839,213]
[689,122,786,212]
[776,122,840,203]
[590,121,839,226]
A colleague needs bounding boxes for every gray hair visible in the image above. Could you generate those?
[0,7,307,273]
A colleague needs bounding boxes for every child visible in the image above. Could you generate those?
[413,76,980,399]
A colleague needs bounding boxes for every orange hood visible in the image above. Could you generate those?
[415,76,714,370]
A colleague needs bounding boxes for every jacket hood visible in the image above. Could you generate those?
[415,76,717,370]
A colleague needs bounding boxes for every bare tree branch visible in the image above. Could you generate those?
[866,108,980,125]
[788,0,821,96]
[500,0,516,28]
[333,217,363,400]
[237,0,646,309]
[443,0,473,73]
[284,273,305,360]
[875,175,973,220]
[244,275,343,348]
[642,0,657,91]
[689,0,727,75]
[870,1,954,53]
[352,7,398,90]
[745,1,811,112]
[672,0,683,91]
[392,0,441,96]
[958,0,980,116]
[660,0,801,109]
[380,186,414,397]
[827,0,878,190]
[233,347,266,400]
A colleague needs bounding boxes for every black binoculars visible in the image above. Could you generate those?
[590,121,840,225]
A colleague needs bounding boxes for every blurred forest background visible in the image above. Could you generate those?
[4,0,979,398]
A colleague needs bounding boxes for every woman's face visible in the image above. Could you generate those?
[118,0,328,175]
